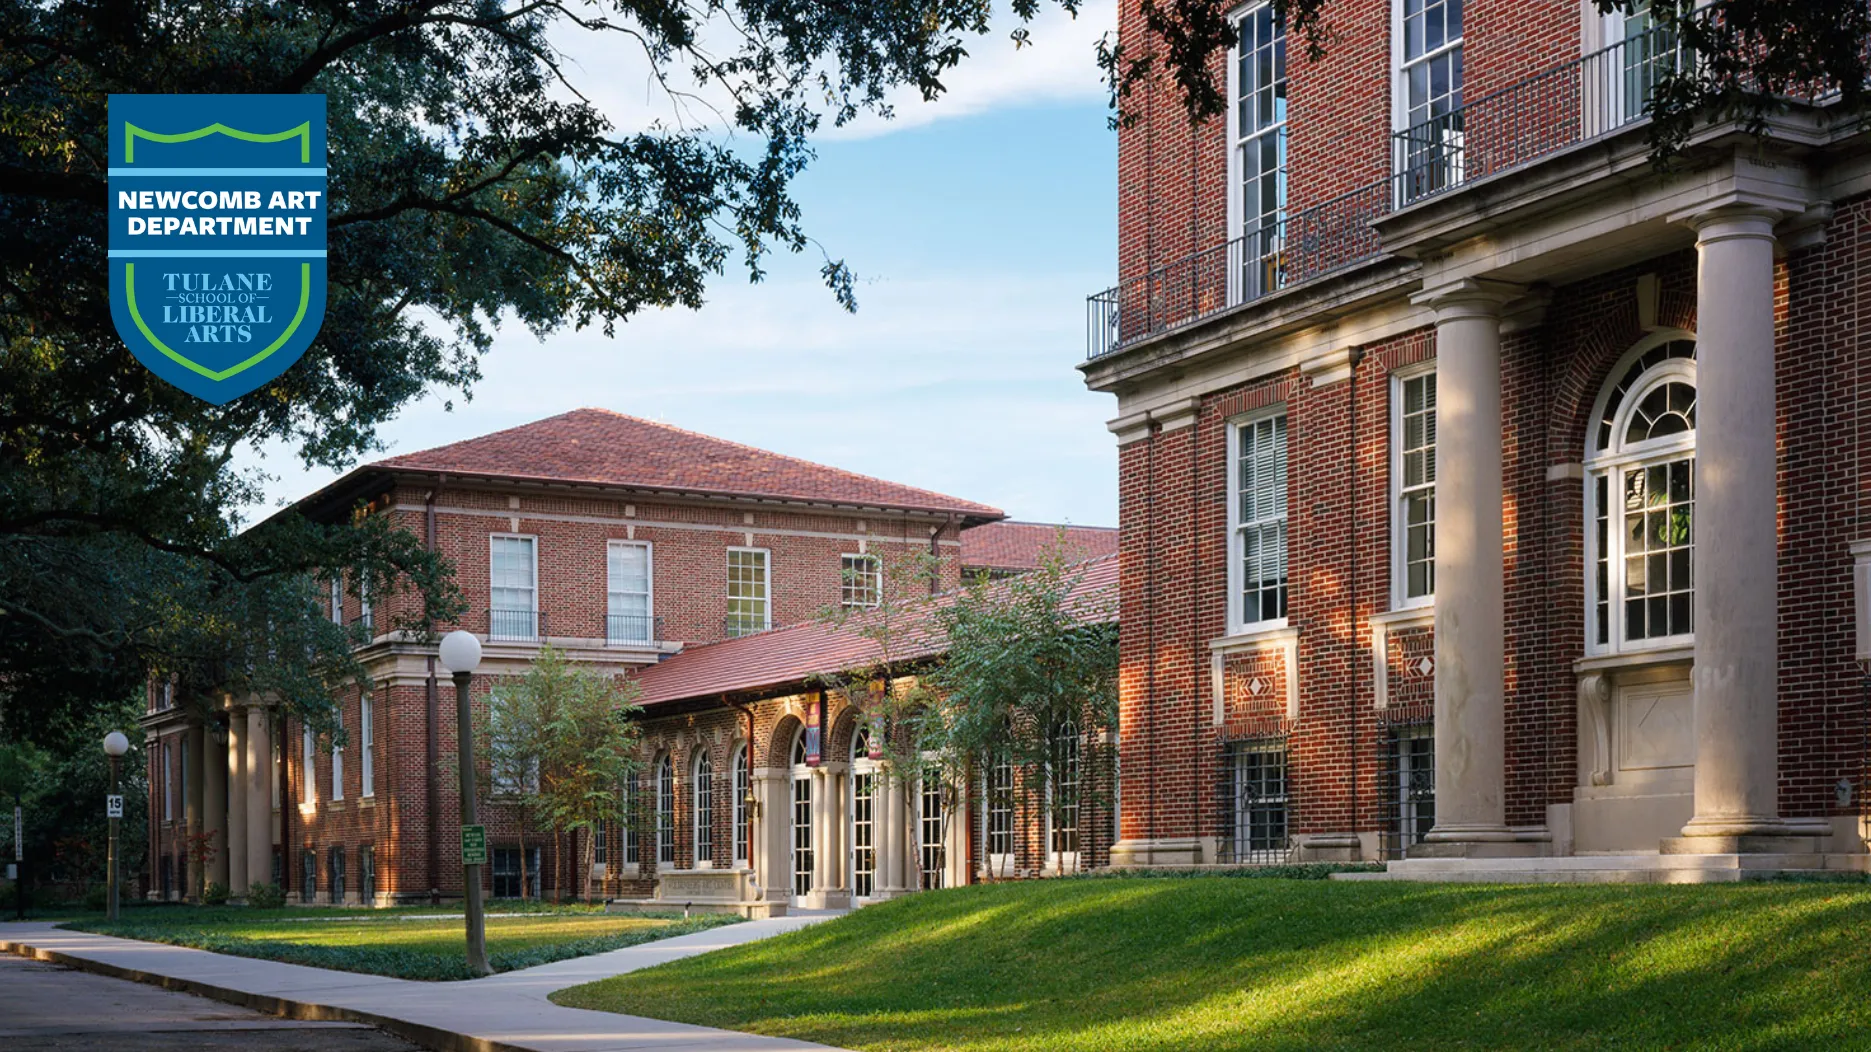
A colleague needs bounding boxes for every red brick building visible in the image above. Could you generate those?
[142,409,1114,904]
[1089,0,1871,875]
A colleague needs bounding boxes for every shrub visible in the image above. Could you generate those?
[82,885,108,911]
[202,881,230,906]
[246,882,286,909]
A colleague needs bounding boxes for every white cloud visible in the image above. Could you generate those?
[546,0,1114,142]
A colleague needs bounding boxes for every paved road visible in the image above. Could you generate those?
[0,952,421,1051]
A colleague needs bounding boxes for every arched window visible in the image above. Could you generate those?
[849,723,878,899]
[1048,720,1081,870]
[1586,335,1697,653]
[790,728,813,898]
[693,750,714,868]
[655,754,675,867]
[731,744,750,865]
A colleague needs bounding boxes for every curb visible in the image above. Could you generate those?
[0,934,506,1052]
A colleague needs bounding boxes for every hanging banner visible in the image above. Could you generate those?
[804,698,822,766]
[107,94,328,404]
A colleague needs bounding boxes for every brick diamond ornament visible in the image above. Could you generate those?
[1414,657,1435,677]
[1246,677,1269,697]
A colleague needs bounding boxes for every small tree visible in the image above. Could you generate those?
[921,543,1118,878]
[473,647,643,903]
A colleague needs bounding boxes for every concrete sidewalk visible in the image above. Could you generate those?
[0,913,847,1052]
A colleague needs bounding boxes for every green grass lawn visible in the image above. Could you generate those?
[64,907,739,980]
[551,876,1871,1051]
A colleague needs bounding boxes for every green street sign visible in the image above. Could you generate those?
[460,824,487,866]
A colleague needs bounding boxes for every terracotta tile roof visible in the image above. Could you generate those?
[631,553,1117,707]
[960,520,1119,573]
[372,408,1004,520]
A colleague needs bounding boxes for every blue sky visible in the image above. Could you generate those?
[246,6,1120,528]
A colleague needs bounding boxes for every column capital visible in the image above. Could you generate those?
[1410,277,1526,319]
[1666,194,1799,240]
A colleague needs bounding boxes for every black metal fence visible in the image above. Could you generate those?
[488,607,545,641]
[1087,26,1679,360]
[606,613,662,646]
[1215,737,1294,865]
[1379,721,1436,861]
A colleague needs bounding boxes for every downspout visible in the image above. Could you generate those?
[1146,424,1158,845]
[425,476,442,902]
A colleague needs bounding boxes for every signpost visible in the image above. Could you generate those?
[460,824,487,867]
[106,795,124,819]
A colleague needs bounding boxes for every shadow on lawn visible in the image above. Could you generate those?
[556,879,1871,1052]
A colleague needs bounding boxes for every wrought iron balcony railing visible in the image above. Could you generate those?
[350,610,374,637]
[488,607,545,642]
[606,613,663,646]
[1086,26,1681,360]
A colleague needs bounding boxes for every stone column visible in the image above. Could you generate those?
[227,710,249,894]
[204,716,229,890]
[751,768,785,898]
[245,705,273,887]
[1414,278,1526,855]
[184,722,206,898]
[1670,205,1794,848]
[879,775,907,896]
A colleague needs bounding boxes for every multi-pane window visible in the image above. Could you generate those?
[726,548,770,637]
[1049,722,1081,863]
[360,693,374,798]
[329,578,343,623]
[1233,2,1287,299]
[919,772,946,890]
[841,554,881,608]
[1396,371,1437,605]
[302,849,316,898]
[331,712,344,801]
[1224,742,1289,864]
[1233,414,1289,628]
[490,535,538,640]
[1396,0,1465,194]
[656,755,675,866]
[607,541,652,643]
[491,846,541,898]
[1588,340,1697,652]
[162,742,173,821]
[791,732,813,897]
[985,751,1015,865]
[850,726,876,898]
[328,846,345,900]
[359,845,376,902]
[1384,723,1436,858]
[623,777,640,865]
[732,746,749,865]
[693,750,714,867]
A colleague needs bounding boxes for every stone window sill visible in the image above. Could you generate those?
[1573,644,1694,675]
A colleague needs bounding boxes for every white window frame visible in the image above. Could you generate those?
[607,540,654,644]
[1391,0,1466,190]
[840,553,882,609]
[693,749,714,869]
[329,578,343,624]
[790,729,814,899]
[488,533,539,641]
[655,754,676,868]
[982,750,1016,876]
[1227,407,1291,633]
[302,725,316,807]
[624,776,640,865]
[360,692,374,798]
[1391,363,1437,610]
[331,710,344,802]
[732,744,750,866]
[916,758,947,891]
[1584,332,1699,657]
[849,725,880,899]
[726,547,771,636]
[1225,0,1288,305]
[1046,721,1082,874]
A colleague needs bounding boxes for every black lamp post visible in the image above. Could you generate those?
[438,629,490,977]
[102,731,129,921]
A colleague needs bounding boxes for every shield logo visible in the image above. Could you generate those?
[108,94,327,404]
